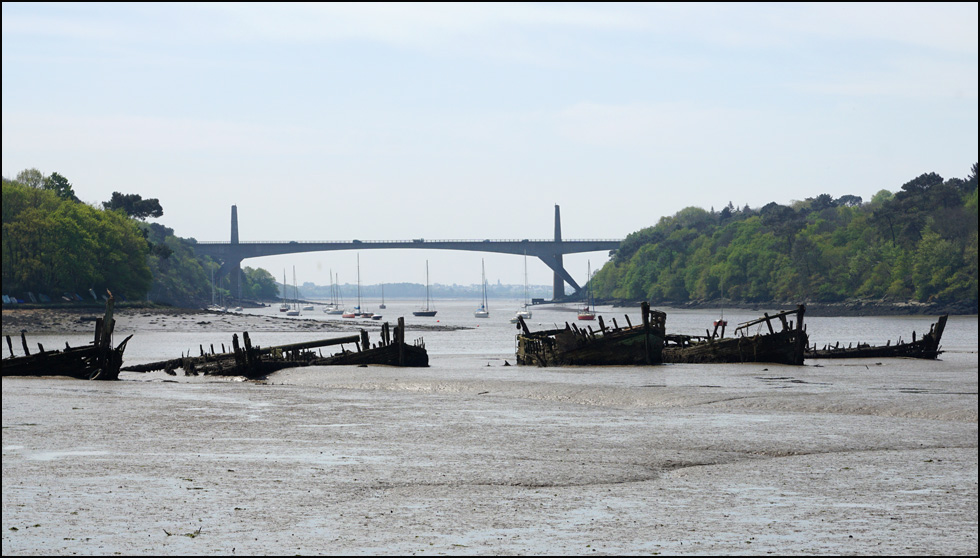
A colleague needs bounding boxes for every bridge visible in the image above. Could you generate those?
[194,205,621,301]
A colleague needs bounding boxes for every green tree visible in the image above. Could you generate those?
[103,192,164,220]
[42,172,80,202]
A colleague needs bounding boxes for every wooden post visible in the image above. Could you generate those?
[641,301,651,364]
[359,330,369,353]
[5,335,13,357]
[763,313,775,334]
[20,331,30,356]
[598,316,607,333]
[397,317,405,366]
[243,332,255,375]
[232,334,243,369]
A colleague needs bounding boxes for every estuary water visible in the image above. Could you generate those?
[2,301,977,555]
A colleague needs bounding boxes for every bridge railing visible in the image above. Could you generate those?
[194,238,622,245]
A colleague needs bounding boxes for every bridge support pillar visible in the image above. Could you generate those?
[229,205,241,299]
[553,205,564,300]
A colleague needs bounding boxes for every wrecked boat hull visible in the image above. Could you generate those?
[516,302,666,366]
[806,315,947,360]
[2,296,131,380]
[664,329,808,365]
[663,305,809,366]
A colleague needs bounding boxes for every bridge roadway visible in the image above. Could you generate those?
[194,237,621,299]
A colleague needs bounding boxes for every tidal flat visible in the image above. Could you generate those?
[2,305,977,555]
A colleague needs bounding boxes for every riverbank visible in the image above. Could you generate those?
[604,298,977,317]
[1,306,466,338]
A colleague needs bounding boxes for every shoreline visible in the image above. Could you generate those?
[1,305,468,337]
[605,298,977,317]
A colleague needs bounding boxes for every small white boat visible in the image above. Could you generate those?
[324,270,345,314]
[279,269,290,312]
[286,267,301,316]
[475,259,490,318]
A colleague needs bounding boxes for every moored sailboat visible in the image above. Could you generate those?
[509,253,532,324]
[577,260,596,321]
[475,259,490,318]
[286,267,301,316]
[413,261,437,317]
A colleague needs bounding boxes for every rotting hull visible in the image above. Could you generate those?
[663,305,809,366]
[806,315,947,360]
[664,328,808,365]
[516,302,666,367]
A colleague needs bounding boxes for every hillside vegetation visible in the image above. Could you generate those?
[2,172,279,307]
[592,165,978,312]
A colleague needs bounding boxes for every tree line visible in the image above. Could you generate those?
[2,169,279,306]
[591,164,978,310]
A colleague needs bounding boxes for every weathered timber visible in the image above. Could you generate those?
[805,314,947,360]
[122,317,428,378]
[663,305,808,365]
[2,296,132,380]
[516,301,666,366]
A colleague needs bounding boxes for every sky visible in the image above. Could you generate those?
[3,2,978,291]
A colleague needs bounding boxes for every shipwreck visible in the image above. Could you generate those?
[122,317,428,379]
[806,314,947,360]
[662,305,808,366]
[2,295,132,380]
[515,301,666,366]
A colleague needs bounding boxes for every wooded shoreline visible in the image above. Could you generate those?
[605,298,976,317]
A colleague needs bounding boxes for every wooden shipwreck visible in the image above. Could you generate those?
[122,317,427,379]
[515,301,666,366]
[806,314,947,360]
[663,305,809,366]
[2,296,132,380]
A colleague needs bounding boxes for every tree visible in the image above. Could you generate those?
[42,172,79,202]
[15,168,44,189]
[103,192,164,220]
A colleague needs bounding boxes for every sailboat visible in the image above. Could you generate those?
[577,260,596,321]
[286,266,301,316]
[413,261,437,317]
[233,269,243,312]
[509,253,532,323]
[324,271,345,314]
[371,283,384,320]
[344,255,372,318]
[286,266,299,316]
[279,269,290,312]
[474,259,489,318]
[207,267,226,311]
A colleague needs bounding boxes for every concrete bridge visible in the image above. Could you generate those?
[194,205,621,301]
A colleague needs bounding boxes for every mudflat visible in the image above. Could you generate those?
[2,308,977,555]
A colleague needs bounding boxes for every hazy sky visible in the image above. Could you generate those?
[3,3,977,290]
